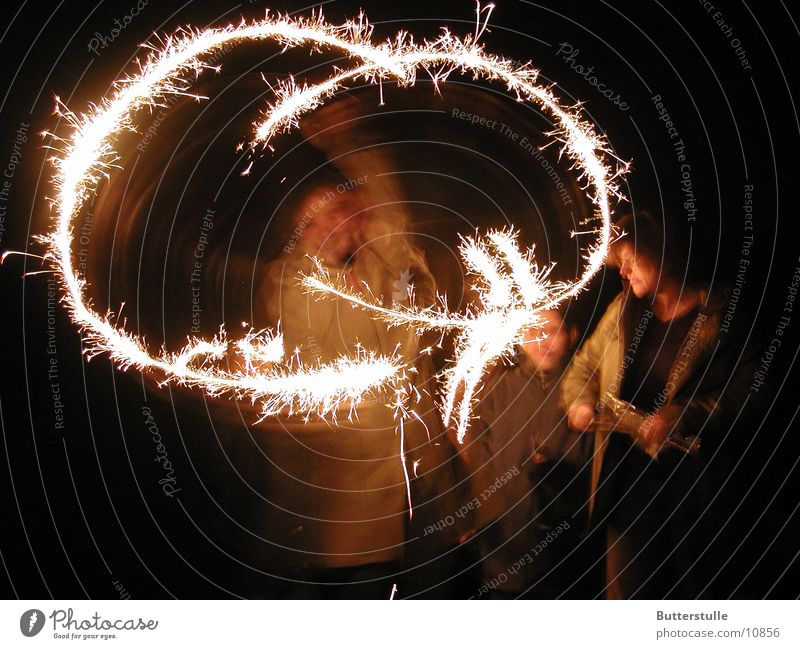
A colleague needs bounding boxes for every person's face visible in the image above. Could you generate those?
[522,310,572,372]
[614,242,660,298]
[299,189,363,264]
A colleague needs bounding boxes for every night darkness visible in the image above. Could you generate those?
[1,0,799,601]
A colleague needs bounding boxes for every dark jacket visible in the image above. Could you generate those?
[561,287,753,518]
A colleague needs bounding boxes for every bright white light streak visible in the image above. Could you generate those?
[306,229,582,442]
[41,7,624,435]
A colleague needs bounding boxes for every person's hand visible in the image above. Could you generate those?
[531,449,548,464]
[458,529,476,545]
[568,403,595,432]
[639,413,670,446]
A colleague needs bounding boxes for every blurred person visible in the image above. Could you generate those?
[251,176,438,597]
[561,211,753,599]
[248,86,473,593]
[282,97,469,598]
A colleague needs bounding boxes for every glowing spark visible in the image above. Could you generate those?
[39,7,623,433]
[306,229,580,442]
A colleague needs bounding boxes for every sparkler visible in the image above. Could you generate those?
[306,229,570,441]
[40,6,624,434]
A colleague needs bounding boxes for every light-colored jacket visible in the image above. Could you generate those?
[561,288,746,517]
[257,254,408,568]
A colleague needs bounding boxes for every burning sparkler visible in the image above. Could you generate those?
[306,229,570,441]
[39,6,624,434]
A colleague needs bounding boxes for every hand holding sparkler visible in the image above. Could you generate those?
[594,393,701,458]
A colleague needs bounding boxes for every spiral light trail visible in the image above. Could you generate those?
[41,7,624,435]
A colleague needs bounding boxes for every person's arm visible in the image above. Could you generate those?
[561,294,623,430]
[262,257,340,357]
[659,332,758,443]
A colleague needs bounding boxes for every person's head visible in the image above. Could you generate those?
[522,308,577,372]
[291,183,365,266]
[613,239,660,299]
[280,171,436,308]
[609,211,684,299]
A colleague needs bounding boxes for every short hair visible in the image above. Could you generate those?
[611,210,692,285]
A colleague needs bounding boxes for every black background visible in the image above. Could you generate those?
[0,0,798,598]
